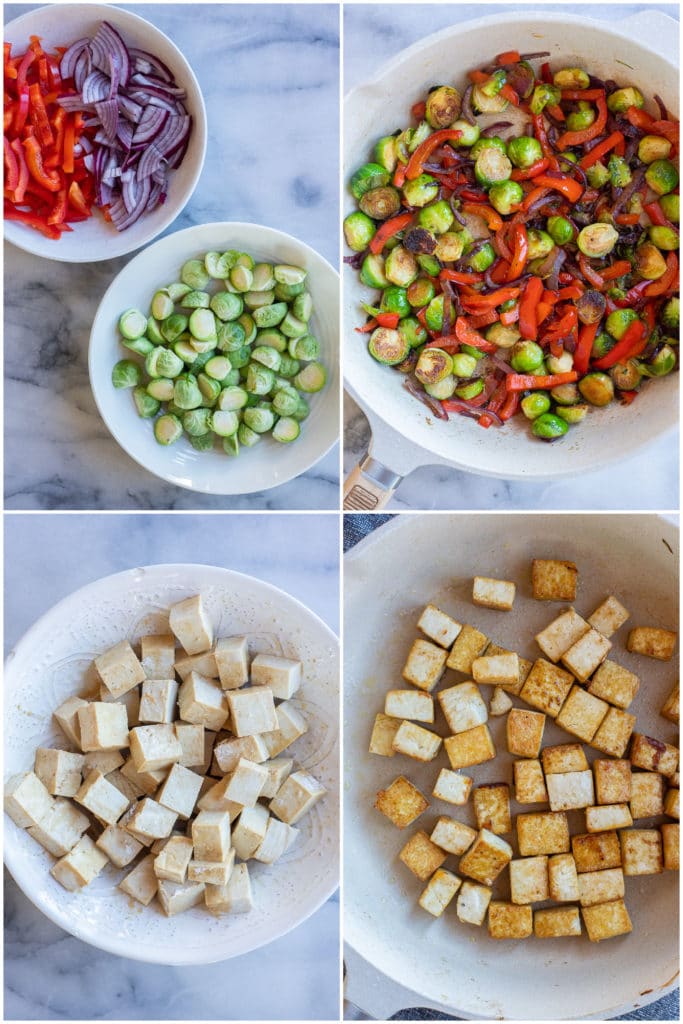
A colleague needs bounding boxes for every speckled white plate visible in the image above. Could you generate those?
[89,222,340,494]
[4,563,339,964]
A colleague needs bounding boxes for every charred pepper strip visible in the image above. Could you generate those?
[368,212,414,254]
[592,319,648,369]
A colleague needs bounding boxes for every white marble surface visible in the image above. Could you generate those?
[4,3,340,510]
[343,3,679,512]
[4,512,340,1020]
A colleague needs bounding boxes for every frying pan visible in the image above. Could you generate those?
[344,514,679,1019]
[343,11,679,510]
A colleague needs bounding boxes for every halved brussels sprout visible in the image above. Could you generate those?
[645,159,679,196]
[547,216,574,246]
[507,136,543,170]
[467,242,496,272]
[471,84,508,114]
[434,231,465,262]
[359,186,401,220]
[374,135,399,173]
[368,327,408,365]
[659,194,680,224]
[112,360,141,389]
[526,229,555,260]
[381,285,411,318]
[605,307,639,340]
[635,242,668,280]
[607,86,644,113]
[521,391,551,419]
[360,253,389,289]
[385,245,419,287]
[553,68,590,90]
[648,225,679,250]
[577,223,619,258]
[486,322,520,349]
[579,371,614,406]
[418,200,455,235]
[449,119,480,147]
[488,180,524,216]
[638,135,672,164]
[426,85,462,128]
[640,344,677,377]
[610,358,642,389]
[556,403,588,424]
[532,412,569,440]
[474,147,513,187]
[403,173,440,207]
[510,340,544,372]
[567,102,596,133]
[351,162,390,200]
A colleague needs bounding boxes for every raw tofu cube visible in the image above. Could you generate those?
[250,653,302,699]
[99,688,140,729]
[205,863,252,913]
[661,684,680,724]
[399,829,448,881]
[77,703,129,752]
[582,899,632,942]
[417,605,462,648]
[507,709,546,758]
[259,758,294,800]
[485,643,532,696]
[96,824,143,868]
[120,756,166,796]
[127,798,177,840]
[555,686,608,743]
[586,804,633,832]
[620,828,663,875]
[192,810,231,861]
[446,625,489,674]
[630,733,679,777]
[630,772,664,819]
[175,723,205,768]
[438,682,488,734]
[520,659,574,718]
[157,878,205,916]
[139,680,179,725]
[51,835,108,891]
[140,634,176,680]
[534,906,581,938]
[214,735,269,774]
[269,770,326,824]
[231,804,269,859]
[578,867,625,906]
[368,714,401,757]
[627,626,677,661]
[4,771,54,828]
[34,748,84,798]
[594,759,631,805]
[488,902,532,939]
[664,788,679,819]
[402,639,447,692]
[227,687,277,737]
[157,763,203,818]
[196,779,243,818]
[472,653,519,687]
[514,760,548,805]
[445,725,495,770]
[546,770,595,812]
[153,835,194,882]
[517,812,570,856]
[418,868,462,917]
[214,636,249,690]
[83,750,124,776]
[535,609,590,663]
[662,823,679,869]
[53,696,89,747]
[188,849,235,886]
[432,769,472,806]
[592,707,636,758]
[588,595,629,637]
[169,594,213,655]
[75,770,129,825]
[392,721,442,762]
[561,628,611,683]
[473,784,511,834]
[431,816,477,856]
[509,855,548,904]
[28,798,89,856]
[174,649,218,681]
[119,853,158,905]
[489,688,513,716]
[95,640,145,698]
[571,831,621,872]
[129,724,183,773]
[459,828,512,885]
[456,880,492,925]
[587,660,640,710]
[472,576,516,612]
[531,559,577,601]
[541,743,588,775]
[385,689,434,723]
[257,698,306,759]
[548,853,579,901]
[225,758,268,807]
[179,672,229,732]
[253,816,298,863]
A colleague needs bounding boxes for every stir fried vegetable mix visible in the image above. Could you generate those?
[345,50,679,440]
[112,250,326,454]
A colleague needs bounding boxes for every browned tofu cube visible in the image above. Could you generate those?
[375,776,428,829]
[517,812,570,856]
[398,830,447,881]
[485,642,532,696]
[507,709,546,758]
[392,721,442,762]
[431,816,477,856]
[662,823,679,870]
[473,784,511,834]
[548,853,579,901]
[520,659,574,718]
[588,596,629,638]
[458,828,513,885]
[402,639,447,692]
[594,760,631,805]
[620,828,663,875]
[509,855,548,904]
[488,901,533,939]
[437,682,487,734]
[368,714,401,757]
[661,684,680,725]
[664,788,679,820]
[444,724,495,770]
[472,577,516,612]
[578,867,625,907]
[418,868,462,917]
[446,625,489,675]
[535,608,590,663]
[555,686,608,743]
[627,626,677,661]
[541,743,588,775]
[587,661,639,710]
[571,831,621,873]
[630,772,665,819]
[582,899,632,942]
[561,628,611,683]
[532,559,578,602]
[534,905,581,938]
[514,759,548,805]
[630,733,679,778]
[417,605,462,649]
[592,707,636,758]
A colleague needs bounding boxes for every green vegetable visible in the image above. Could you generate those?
[407,278,435,307]
[403,174,439,207]
[547,216,574,246]
[610,359,642,389]
[521,392,551,419]
[112,360,141,389]
[455,379,484,400]
[661,297,679,331]
[567,102,596,133]
[424,295,445,333]
[181,259,210,291]
[531,412,569,440]
[375,135,398,172]
[471,137,507,159]
[415,348,453,385]
[360,253,389,289]
[451,353,478,378]
[210,291,243,322]
[474,147,512,187]
[182,408,212,437]
[488,180,524,216]
[118,308,147,340]
[368,327,409,365]
[638,135,672,164]
[526,229,555,260]
[659,194,680,224]
[607,87,644,113]
[608,155,631,188]
[486,322,520,349]
[359,186,401,220]
[510,340,544,372]
[606,308,639,340]
[471,84,508,114]
[648,225,679,250]
[434,231,465,262]
[154,413,183,445]
[181,290,210,309]
[579,371,614,406]
[385,246,419,287]
[577,223,619,258]
[294,362,327,392]
[556,404,588,424]
[553,68,590,90]
[467,242,496,272]
[272,417,301,443]
[151,290,174,320]
[586,162,610,189]
[418,200,454,235]
[381,285,411,318]
[640,344,676,378]
[449,119,480,147]
[530,83,561,115]
[424,375,456,400]
[635,242,667,280]
[351,162,390,199]
[426,85,462,128]
[507,136,543,169]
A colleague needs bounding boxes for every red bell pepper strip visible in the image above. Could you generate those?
[543,306,578,341]
[63,114,76,175]
[28,82,53,148]
[4,136,19,193]
[507,224,528,280]
[532,114,555,161]
[496,50,521,64]
[376,312,400,329]
[454,317,498,353]
[461,202,503,231]
[535,301,553,326]
[411,100,426,120]
[557,93,607,150]
[460,287,521,310]
[67,180,91,217]
[540,62,552,84]
[9,138,29,203]
[500,304,519,326]
[506,370,579,391]
[592,320,648,369]
[626,106,679,145]
[405,128,463,180]
[499,389,520,420]
[546,104,565,122]
[620,389,638,405]
[574,321,599,376]
[4,201,62,238]
[47,187,68,226]
[531,173,584,203]
[600,260,632,282]
[578,253,606,290]
[643,252,678,297]
[614,213,640,225]
[439,269,484,285]
[488,258,512,283]
[355,319,377,334]
[558,284,584,300]
[580,130,625,169]
[368,212,413,254]
[522,185,550,212]
[393,163,406,188]
[500,83,520,106]
[644,200,672,227]
[560,88,606,101]
[519,277,544,339]
[511,158,550,181]
[22,135,60,191]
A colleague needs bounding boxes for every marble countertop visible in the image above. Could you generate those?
[4,3,340,511]
[4,512,340,1020]
[343,3,679,512]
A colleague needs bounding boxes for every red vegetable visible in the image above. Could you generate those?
[405,128,462,180]
[573,321,599,376]
[511,158,549,180]
[507,223,528,280]
[556,93,607,150]
[368,212,414,254]
[454,317,498,352]
[592,320,648,369]
[532,173,584,203]
[505,371,579,391]
[580,130,625,169]
[461,202,503,231]
[519,277,544,339]
[376,312,400,329]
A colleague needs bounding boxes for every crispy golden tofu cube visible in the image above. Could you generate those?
[456,880,492,925]
[556,686,609,743]
[485,642,532,696]
[661,684,680,725]
[514,760,548,805]
[534,905,581,938]
[541,743,589,775]
[417,605,462,649]
[630,733,679,777]
[532,559,577,602]
[444,724,496,770]
[520,659,574,718]
[578,867,625,907]
[399,829,447,881]
[582,899,632,942]
[438,682,488,734]
[473,784,511,834]
[402,639,447,692]
[375,776,428,829]
[587,660,639,710]
[488,901,532,939]
[546,770,595,812]
[431,816,477,855]
[432,769,472,806]
[418,868,462,917]
[472,577,516,612]
[446,625,489,676]
[369,713,401,757]
[630,772,665,819]
[507,709,546,758]
[572,831,621,873]
[627,626,677,661]
[535,609,590,663]
[509,855,548,904]
[594,759,631,805]
[586,804,633,833]
[548,853,579,901]
[561,628,611,683]
[392,721,442,762]
[664,788,679,820]
[517,811,570,856]
[459,828,512,885]
[662,823,679,869]
[384,689,434,723]
[592,707,636,758]
[620,828,663,875]
[588,596,630,638]
[472,652,519,688]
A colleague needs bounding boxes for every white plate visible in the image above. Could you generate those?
[89,221,340,494]
[4,563,339,965]
[4,4,207,262]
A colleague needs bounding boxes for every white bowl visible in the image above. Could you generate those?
[4,563,339,965]
[4,3,207,262]
[89,221,340,494]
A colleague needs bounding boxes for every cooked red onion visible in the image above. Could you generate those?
[403,378,448,420]
[482,121,513,137]
[462,84,476,125]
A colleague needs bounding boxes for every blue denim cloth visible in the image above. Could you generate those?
[344,514,395,551]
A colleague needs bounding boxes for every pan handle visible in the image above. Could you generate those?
[343,454,403,511]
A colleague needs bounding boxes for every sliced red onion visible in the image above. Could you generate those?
[129,47,174,83]
[57,95,95,112]
[489,354,515,375]
[130,72,186,98]
[91,21,130,86]
[403,378,448,420]
[118,95,143,123]
[116,120,134,151]
[137,143,165,180]
[108,52,121,99]
[82,70,110,104]
[59,37,90,80]
[482,121,513,137]
[95,98,119,140]
[73,49,91,91]
[110,177,152,230]
[461,84,476,125]
[132,105,167,144]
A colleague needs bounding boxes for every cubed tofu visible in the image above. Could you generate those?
[488,901,533,939]
[473,784,511,834]
[431,816,477,856]
[535,609,590,663]
[507,709,546,759]
[138,679,179,725]
[174,649,219,682]
[489,688,514,717]
[127,797,177,840]
[385,689,434,723]
[231,804,269,859]
[260,758,294,800]
[548,853,580,901]
[582,899,632,942]
[472,653,519,688]
[444,725,496,770]
[433,769,473,806]
[588,595,630,638]
[157,763,203,819]
[541,743,589,775]
[459,828,513,885]
[95,640,145,698]
[74,770,129,825]
[252,816,298,864]
[509,855,548,904]
[98,687,140,729]
[153,835,194,882]
[630,733,679,778]
[662,823,679,869]
[213,735,269,774]
[169,594,213,656]
[157,878,206,916]
[53,695,89,747]
[96,824,143,868]
[630,772,665,819]
[446,625,489,674]
[227,687,277,738]
[438,682,488,734]
[224,758,268,807]
[661,684,680,725]
[140,634,176,680]
[120,756,166,796]
[392,721,442,762]
[196,778,242,818]
[485,643,532,696]
[368,713,401,757]
[175,723,205,768]
[532,559,577,601]
[546,770,595,812]
[402,639,448,692]
[456,880,492,926]
[514,760,548,805]
[77,702,129,752]
[192,810,231,861]
[83,750,124,777]
[214,636,249,690]
[34,748,84,798]
[586,804,633,833]
[472,576,516,612]
[592,707,636,758]
[269,770,326,825]
[119,853,158,905]
[664,788,679,820]
[27,798,89,856]
[418,868,462,917]
[51,835,108,891]
[129,724,183,773]
[555,686,609,743]
[178,672,229,732]
[251,653,302,700]
[262,703,308,757]
[517,812,570,856]
[571,831,621,873]
[620,828,663,875]
[188,854,235,887]
[594,759,632,805]
[587,660,640,710]
[627,626,677,661]
[205,862,252,913]
[417,605,462,649]
[5,771,54,828]
[561,628,611,683]
[578,867,625,907]
[520,659,574,718]
[534,905,581,938]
